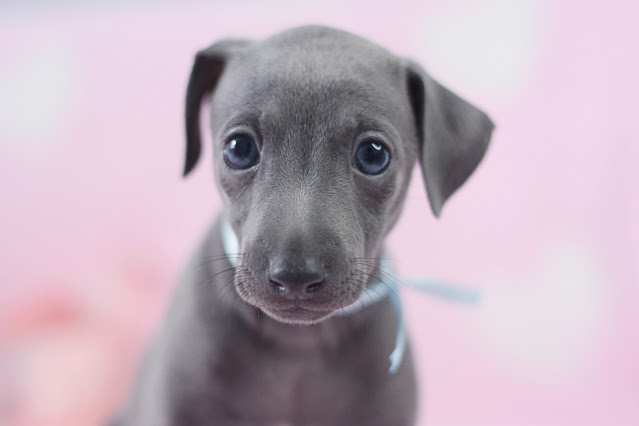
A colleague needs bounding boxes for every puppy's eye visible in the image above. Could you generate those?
[353,140,390,175]
[224,134,260,169]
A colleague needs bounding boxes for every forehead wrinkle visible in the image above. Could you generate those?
[252,99,353,195]
[260,88,359,171]
[256,76,382,134]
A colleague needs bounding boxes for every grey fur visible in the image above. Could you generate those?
[113,25,493,426]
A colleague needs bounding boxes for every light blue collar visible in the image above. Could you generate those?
[220,217,480,374]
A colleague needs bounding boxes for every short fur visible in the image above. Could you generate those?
[114,25,493,426]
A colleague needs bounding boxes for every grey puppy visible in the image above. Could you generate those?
[114,25,493,426]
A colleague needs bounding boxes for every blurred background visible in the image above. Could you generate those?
[1,0,637,425]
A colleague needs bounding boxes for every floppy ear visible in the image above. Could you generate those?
[184,39,251,176]
[406,61,494,217]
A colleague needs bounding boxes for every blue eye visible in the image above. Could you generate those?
[224,134,260,169]
[353,140,390,175]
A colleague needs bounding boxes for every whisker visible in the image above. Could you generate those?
[202,253,246,259]
[196,265,243,287]
[213,270,244,298]
[350,260,409,288]
[218,277,242,301]
[196,253,246,269]
[341,276,369,313]
[231,282,249,311]
[353,268,400,300]
[343,270,381,311]
[352,269,387,301]
[349,256,395,261]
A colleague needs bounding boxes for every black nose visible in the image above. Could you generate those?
[268,257,325,299]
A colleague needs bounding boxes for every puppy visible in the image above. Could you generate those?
[114,25,493,426]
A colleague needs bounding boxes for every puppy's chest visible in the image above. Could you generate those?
[210,342,358,423]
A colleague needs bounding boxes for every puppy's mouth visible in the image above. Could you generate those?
[237,281,365,325]
[261,305,335,325]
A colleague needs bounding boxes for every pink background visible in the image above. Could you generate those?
[1,0,638,425]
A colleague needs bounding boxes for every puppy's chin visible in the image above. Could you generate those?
[261,306,335,325]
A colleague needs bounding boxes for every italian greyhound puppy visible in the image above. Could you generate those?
[114,25,493,426]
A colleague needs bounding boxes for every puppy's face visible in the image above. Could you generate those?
[184,26,494,324]
[211,46,416,324]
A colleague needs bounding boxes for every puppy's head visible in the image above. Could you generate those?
[184,26,493,324]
